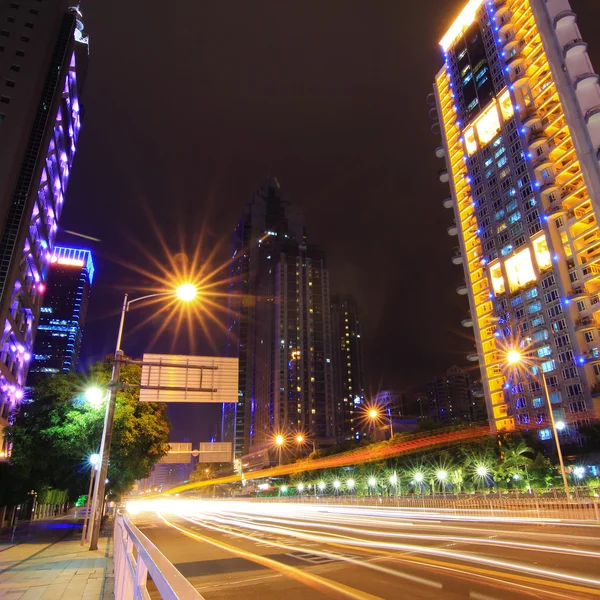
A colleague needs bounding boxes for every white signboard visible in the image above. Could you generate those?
[158,442,192,465]
[198,442,232,463]
[139,354,238,403]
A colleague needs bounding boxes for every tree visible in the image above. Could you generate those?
[497,440,534,484]
[3,359,170,502]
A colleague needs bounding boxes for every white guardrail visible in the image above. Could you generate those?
[114,512,204,600]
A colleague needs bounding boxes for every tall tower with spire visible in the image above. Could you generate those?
[223,178,335,458]
[0,1,89,454]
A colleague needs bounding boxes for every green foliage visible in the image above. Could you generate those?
[2,360,170,502]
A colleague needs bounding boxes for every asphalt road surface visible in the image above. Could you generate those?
[132,500,600,599]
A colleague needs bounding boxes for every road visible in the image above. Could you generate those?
[132,500,600,599]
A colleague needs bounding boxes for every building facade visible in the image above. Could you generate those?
[434,0,600,442]
[427,366,486,424]
[223,177,335,457]
[331,294,365,441]
[29,246,93,376]
[0,1,88,452]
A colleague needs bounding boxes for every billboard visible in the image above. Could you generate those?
[158,442,192,465]
[139,354,238,403]
[198,442,232,463]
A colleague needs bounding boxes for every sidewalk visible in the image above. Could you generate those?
[0,519,113,599]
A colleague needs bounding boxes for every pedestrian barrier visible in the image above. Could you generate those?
[113,512,204,600]
[257,492,600,521]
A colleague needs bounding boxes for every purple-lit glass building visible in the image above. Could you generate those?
[0,2,89,454]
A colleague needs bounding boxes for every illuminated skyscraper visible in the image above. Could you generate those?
[29,246,94,376]
[223,177,335,457]
[434,0,600,442]
[0,1,88,451]
[331,294,365,441]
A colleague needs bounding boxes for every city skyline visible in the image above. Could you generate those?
[50,0,600,444]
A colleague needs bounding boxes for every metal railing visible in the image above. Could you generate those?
[114,512,204,600]
[256,493,600,521]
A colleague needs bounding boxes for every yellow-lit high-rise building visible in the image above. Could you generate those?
[434,0,600,441]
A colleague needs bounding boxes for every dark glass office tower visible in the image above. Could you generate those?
[29,246,93,376]
[223,177,335,457]
[331,294,365,441]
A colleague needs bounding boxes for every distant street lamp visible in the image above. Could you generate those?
[366,405,394,439]
[88,283,198,551]
[505,348,570,496]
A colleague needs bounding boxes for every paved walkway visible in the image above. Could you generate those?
[0,519,113,599]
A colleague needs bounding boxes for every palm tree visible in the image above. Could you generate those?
[500,440,534,486]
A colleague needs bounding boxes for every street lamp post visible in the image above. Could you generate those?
[88,285,197,551]
[81,453,99,545]
[506,349,570,497]
[275,434,284,467]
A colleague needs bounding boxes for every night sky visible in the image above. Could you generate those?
[61,0,600,443]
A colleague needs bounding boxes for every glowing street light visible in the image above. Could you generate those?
[476,466,488,477]
[513,473,521,480]
[333,480,341,491]
[85,387,105,409]
[89,453,100,467]
[505,347,570,497]
[275,435,284,446]
[436,470,447,481]
[389,473,398,485]
[574,466,585,479]
[318,481,326,492]
[297,483,305,493]
[296,434,304,444]
[414,472,424,483]
[89,282,201,551]
[368,477,377,488]
[176,283,197,302]
[280,486,288,493]
[368,408,379,419]
[346,479,355,490]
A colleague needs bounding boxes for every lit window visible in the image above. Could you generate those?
[489,262,505,294]
[539,428,552,440]
[464,126,477,156]
[505,247,536,292]
[475,103,501,146]
[532,234,552,270]
[498,89,514,121]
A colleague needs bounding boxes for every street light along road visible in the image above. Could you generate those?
[505,347,570,496]
[88,282,199,551]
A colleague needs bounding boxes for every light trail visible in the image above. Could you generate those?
[164,425,491,494]
[130,499,600,598]
[158,513,384,600]
[178,509,600,591]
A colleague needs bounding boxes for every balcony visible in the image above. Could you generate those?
[435,145,445,159]
[451,251,463,265]
[456,285,468,296]
[575,316,595,330]
[591,384,600,397]
[528,129,548,150]
[570,286,590,298]
[521,106,540,127]
[447,224,458,236]
[585,104,600,125]
[574,72,600,91]
[443,197,453,209]
[439,169,449,183]
[563,38,587,59]
[554,10,577,29]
